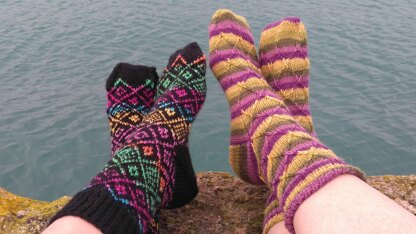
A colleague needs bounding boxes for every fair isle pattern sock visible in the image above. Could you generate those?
[209,9,365,234]
[259,17,314,135]
[260,17,315,233]
[106,63,158,155]
[49,43,206,233]
[155,42,206,209]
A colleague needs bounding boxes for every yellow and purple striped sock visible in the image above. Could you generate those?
[260,17,315,233]
[259,17,314,135]
[209,9,365,234]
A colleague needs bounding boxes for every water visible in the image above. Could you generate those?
[1,0,415,201]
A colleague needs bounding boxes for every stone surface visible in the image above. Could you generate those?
[0,172,415,233]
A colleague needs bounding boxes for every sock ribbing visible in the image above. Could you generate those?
[49,185,141,234]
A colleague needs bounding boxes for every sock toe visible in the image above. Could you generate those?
[106,63,158,91]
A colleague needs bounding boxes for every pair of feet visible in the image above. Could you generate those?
[209,9,364,234]
[49,9,364,234]
[50,42,207,233]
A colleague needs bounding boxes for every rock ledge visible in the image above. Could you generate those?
[1,172,415,233]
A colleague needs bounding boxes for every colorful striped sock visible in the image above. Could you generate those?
[49,43,206,233]
[209,9,365,234]
[259,17,314,135]
[259,17,315,233]
[106,63,158,155]
[209,9,264,185]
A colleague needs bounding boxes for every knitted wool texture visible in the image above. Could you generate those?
[50,42,206,233]
[106,60,200,209]
[209,9,364,234]
[106,63,158,156]
[259,17,315,233]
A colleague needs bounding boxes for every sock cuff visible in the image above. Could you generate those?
[48,185,141,234]
[282,164,365,234]
[106,62,158,91]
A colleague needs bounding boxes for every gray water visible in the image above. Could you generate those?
[1,0,415,201]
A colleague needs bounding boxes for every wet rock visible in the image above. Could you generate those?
[0,172,415,233]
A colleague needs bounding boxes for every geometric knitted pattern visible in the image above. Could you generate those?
[106,63,158,155]
[155,42,206,209]
[209,9,365,234]
[49,43,206,233]
[259,17,315,135]
[259,17,315,233]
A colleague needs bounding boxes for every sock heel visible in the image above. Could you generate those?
[165,145,198,209]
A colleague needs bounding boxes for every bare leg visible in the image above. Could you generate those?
[268,221,290,234]
[277,175,416,234]
[42,216,102,234]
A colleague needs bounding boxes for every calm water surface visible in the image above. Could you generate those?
[1,0,415,200]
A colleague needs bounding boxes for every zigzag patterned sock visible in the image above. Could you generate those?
[49,43,206,233]
[259,17,314,135]
[106,63,158,155]
[259,17,315,233]
[209,9,364,234]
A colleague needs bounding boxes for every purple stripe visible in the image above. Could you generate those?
[284,166,364,234]
[246,143,265,185]
[230,89,279,119]
[220,69,261,90]
[263,17,301,31]
[273,140,327,182]
[259,46,308,66]
[209,49,259,68]
[287,105,311,116]
[263,206,283,227]
[230,134,248,145]
[260,124,308,176]
[209,20,254,44]
[269,75,309,91]
[280,158,346,203]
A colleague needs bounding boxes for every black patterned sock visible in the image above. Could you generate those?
[49,43,206,233]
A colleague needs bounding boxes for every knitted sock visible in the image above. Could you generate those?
[155,42,206,209]
[209,9,263,185]
[259,17,314,135]
[106,63,158,155]
[259,17,315,233]
[209,9,365,234]
[49,43,206,233]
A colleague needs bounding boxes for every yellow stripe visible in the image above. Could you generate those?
[229,144,247,180]
[294,115,314,133]
[251,114,295,159]
[260,21,306,46]
[262,212,284,234]
[276,147,337,197]
[211,9,251,29]
[279,87,309,103]
[261,58,309,78]
[282,164,347,211]
[266,131,313,183]
[209,33,257,57]
[212,57,261,79]
[264,199,279,214]
[224,77,270,103]
[230,95,285,136]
